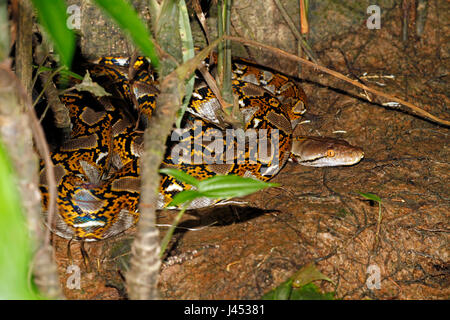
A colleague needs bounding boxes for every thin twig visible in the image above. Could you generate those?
[34,43,71,138]
[32,66,65,109]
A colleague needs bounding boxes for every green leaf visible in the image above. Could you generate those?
[357,191,381,203]
[94,0,159,69]
[261,279,293,300]
[262,281,335,300]
[290,283,335,300]
[160,170,278,208]
[31,0,75,67]
[167,190,201,208]
[292,263,335,288]
[262,264,335,300]
[0,141,39,299]
[159,168,200,188]
[198,175,278,199]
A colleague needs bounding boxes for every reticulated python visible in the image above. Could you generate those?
[39,55,363,241]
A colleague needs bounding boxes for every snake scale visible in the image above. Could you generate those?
[39,54,364,241]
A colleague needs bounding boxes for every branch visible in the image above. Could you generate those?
[126,73,180,300]
[34,43,72,141]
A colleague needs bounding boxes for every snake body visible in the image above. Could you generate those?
[39,55,363,241]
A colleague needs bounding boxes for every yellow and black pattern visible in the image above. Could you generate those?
[186,54,307,129]
[39,53,308,240]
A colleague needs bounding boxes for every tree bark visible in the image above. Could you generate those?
[68,0,151,58]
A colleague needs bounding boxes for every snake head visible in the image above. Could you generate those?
[291,136,364,167]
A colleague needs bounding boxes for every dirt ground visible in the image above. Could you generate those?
[52,1,449,300]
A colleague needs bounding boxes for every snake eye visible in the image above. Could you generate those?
[326,149,335,157]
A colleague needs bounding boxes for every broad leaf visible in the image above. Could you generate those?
[292,263,335,288]
[290,283,335,300]
[198,175,278,199]
[160,170,278,208]
[261,264,335,300]
[357,191,381,202]
[159,168,200,188]
[167,190,201,208]
[0,142,39,299]
[261,279,293,300]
